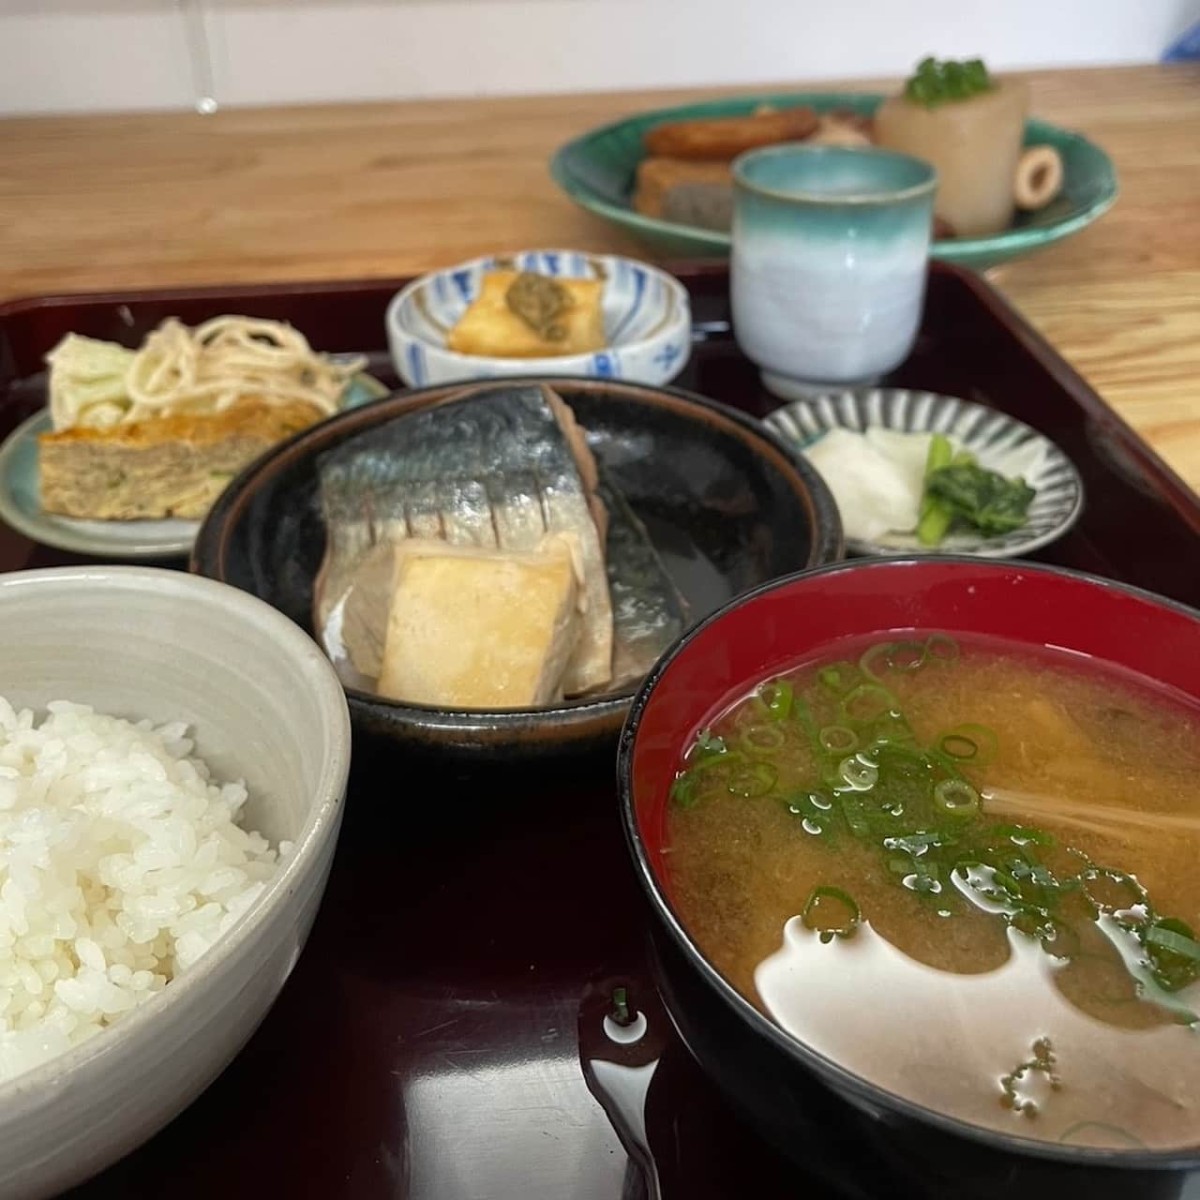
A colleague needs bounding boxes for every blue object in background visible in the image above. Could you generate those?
[1163,21,1200,61]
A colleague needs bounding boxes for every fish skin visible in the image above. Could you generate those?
[597,471,689,689]
[314,384,614,695]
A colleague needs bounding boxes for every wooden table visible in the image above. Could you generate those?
[1,64,1197,487]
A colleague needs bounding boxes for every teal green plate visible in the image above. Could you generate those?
[550,92,1118,271]
[0,373,387,559]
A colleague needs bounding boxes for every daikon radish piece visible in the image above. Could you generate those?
[802,428,932,541]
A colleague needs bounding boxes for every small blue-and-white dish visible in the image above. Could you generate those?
[385,250,692,389]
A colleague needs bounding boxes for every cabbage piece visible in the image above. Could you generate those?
[45,334,136,430]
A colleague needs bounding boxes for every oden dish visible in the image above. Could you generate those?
[385,251,692,389]
[550,85,1117,270]
[620,559,1200,1179]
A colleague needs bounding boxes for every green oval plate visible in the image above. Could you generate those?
[550,92,1118,271]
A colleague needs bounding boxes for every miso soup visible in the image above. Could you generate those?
[666,633,1200,1150]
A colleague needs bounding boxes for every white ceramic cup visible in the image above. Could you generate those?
[731,144,937,400]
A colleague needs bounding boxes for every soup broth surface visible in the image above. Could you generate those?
[666,633,1200,1150]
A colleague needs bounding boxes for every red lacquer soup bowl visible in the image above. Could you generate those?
[616,558,1200,1197]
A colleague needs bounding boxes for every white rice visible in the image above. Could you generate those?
[0,697,289,1085]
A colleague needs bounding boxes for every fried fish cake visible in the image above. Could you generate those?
[643,105,819,161]
[632,157,733,218]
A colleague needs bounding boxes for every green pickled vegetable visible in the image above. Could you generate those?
[916,431,1036,545]
[917,432,956,546]
[926,463,1037,537]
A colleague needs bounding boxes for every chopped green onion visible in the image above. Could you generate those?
[937,723,996,764]
[1146,921,1200,961]
[838,754,879,791]
[687,730,728,764]
[726,761,778,798]
[989,823,1056,848]
[865,709,916,745]
[933,777,979,817]
[939,734,978,760]
[818,662,859,694]
[1009,906,1054,939]
[841,683,898,725]
[611,986,631,1025]
[819,725,858,754]
[991,867,1021,896]
[739,724,787,755]
[673,746,752,805]
[859,640,927,680]
[695,749,745,772]
[924,634,960,663]
[1083,868,1148,913]
[838,795,874,838]
[670,773,699,808]
[759,679,794,720]
[786,790,838,838]
[802,886,861,942]
[1038,917,1081,960]
[904,861,943,896]
[885,830,952,856]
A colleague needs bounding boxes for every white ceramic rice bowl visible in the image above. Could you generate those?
[0,567,351,1199]
[386,250,693,388]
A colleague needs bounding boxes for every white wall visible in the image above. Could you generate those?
[0,0,1193,116]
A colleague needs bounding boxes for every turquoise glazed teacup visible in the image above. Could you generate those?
[731,145,937,399]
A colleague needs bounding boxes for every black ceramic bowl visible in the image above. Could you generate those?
[618,557,1200,1198]
[192,377,841,760]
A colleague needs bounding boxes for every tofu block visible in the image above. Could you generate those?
[376,537,583,709]
[446,270,606,359]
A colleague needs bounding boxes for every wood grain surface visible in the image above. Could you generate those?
[0,64,1197,487]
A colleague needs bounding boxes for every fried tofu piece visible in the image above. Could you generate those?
[446,270,605,359]
[643,106,819,161]
[632,157,735,229]
[376,536,584,709]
